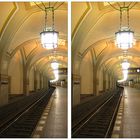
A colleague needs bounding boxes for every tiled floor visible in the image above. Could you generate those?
[33,87,67,138]
[123,87,140,138]
[112,87,140,138]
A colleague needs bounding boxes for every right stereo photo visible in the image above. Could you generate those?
[72,2,140,138]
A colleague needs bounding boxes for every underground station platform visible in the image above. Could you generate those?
[72,86,140,138]
[0,87,67,138]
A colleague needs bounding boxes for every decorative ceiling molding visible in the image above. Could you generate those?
[98,2,116,10]
[28,49,67,71]
[0,2,17,38]
[72,2,91,39]
[80,37,112,59]
[8,38,38,57]
[24,2,67,11]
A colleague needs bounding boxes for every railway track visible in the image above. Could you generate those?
[72,92,114,130]
[0,87,55,138]
[72,88,123,138]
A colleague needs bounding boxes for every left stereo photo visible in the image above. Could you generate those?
[0,2,67,138]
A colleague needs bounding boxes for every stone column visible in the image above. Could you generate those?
[37,71,40,90]
[93,68,97,95]
[72,74,81,106]
[40,73,42,89]
[103,70,106,91]
[106,73,109,90]
[23,67,29,95]
[43,76,48,89]
[110,74,112,89]
[34,69,37,92]
[108,73,110,89]
[0,53,10,106]
[72,55,82,106]
[0,74,9,106]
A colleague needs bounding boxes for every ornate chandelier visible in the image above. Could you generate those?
[121,60,130,70]
[51,61,59,69]
[34,2,65,49]
[123,69,128,80]
[40,5,58,49]
[115,27,135,50]
[115,6,135,50]
[40,29,58,49]
[34,2,64,81]
[109,2,137,50]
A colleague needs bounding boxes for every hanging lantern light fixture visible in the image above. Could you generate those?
[51,61,59,69]
[121,60,130,70]
[115,5,135,50]
[115,27,135,50]
[119,51,130,81]
[34,2,65,49]
[121,60,130,81]
[40,5,59,49]
[123,69,128,80]
[34,2,64,82]
[120,51,130,70]
[40,30,58,49]
[108,2,137,50]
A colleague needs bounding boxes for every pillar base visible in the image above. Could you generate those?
[72,74,81,106]
[0,74,9,106]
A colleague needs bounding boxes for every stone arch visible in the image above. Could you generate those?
[8,50,23,95]
[80,51,94,95]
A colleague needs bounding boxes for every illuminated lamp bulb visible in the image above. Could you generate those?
[51,62,59,69]
[115,27,135,50]
[121,61,130,70]
[40,30,59,49]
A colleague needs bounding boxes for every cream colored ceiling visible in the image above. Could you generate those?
[0,2,67,80]
[72,2,91,37]
[0,2,17,38]
[8,8,67,53]
[72,2,140,80]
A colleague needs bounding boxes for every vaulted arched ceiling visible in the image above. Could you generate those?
[0,2,67,80]
[72,2,140,80]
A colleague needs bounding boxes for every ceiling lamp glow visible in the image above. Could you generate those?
[118,69,128,83]
[35,2,65,49]
[51,62,59,69]
[123,69,128,80]
[54,71,59,80]
[123,69,128,75]
[115,27,135,50]
[123,70,128,80]
[37,3,59,49]
[40,30,58,49]
[110,3,137,50]
[54,74,59,81]
[137,69,140,72]
[54,69,59,75]
[121,61,130,70]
